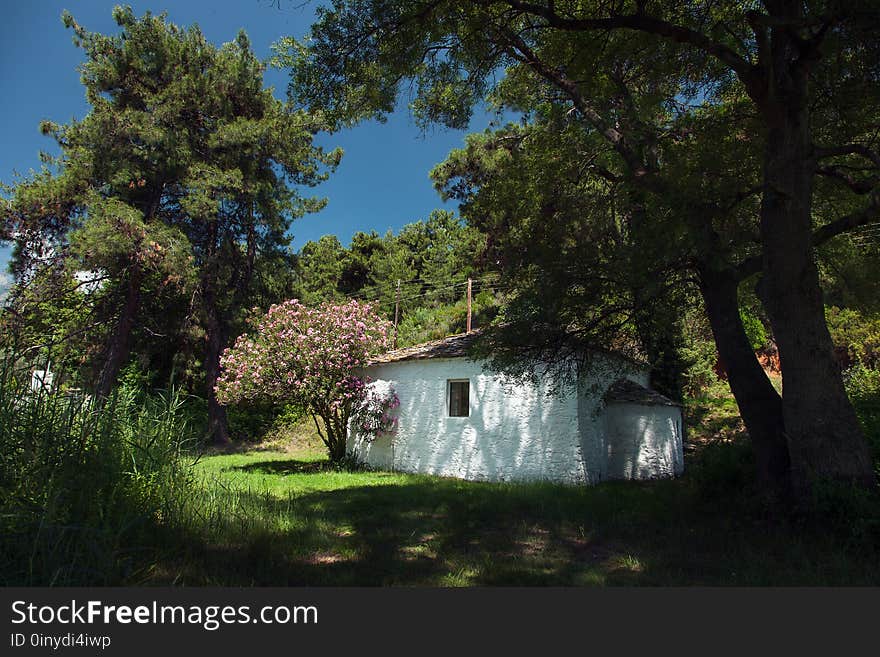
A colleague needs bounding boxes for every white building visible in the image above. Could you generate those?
[347,333,684,485]
[30,369,55,393]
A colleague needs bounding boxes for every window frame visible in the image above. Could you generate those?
[446,378,470,418]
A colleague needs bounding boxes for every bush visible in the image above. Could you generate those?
[843,362,880,466]
[227,401,280,441]
[826,307,880,368]
[0,354,200,585]
[226,401,308,442]
[739,308,768,351]
[687,440,757,509]
[398,290,499,347]
[680,336,721,398]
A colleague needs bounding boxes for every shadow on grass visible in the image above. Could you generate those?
[153,452,880,587]
[231,459,337,475]
[685,394,745,445]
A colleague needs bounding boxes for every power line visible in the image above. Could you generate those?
[344,272,505,302]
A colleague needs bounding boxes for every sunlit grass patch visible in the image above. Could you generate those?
[138,437,880,586]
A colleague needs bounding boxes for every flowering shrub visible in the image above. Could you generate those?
[354,386,400,440]
[215,299,391,462]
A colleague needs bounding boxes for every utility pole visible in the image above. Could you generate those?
[393,278,400,349]
[466,277,472,334]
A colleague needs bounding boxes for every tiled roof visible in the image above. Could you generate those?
[603,378,680,407]
[368,331,652,372]
[369,332,480,365]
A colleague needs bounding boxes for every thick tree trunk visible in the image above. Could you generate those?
[698,264,791,497]
[757,85,875,494]
[95,263,142,399]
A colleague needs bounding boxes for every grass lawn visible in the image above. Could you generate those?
[144,401,880,585]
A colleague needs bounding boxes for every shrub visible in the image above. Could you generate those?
[739,308,768,351]
[826,307,880,368]
[227,401,282,442]
[216,299,391,462]
[353,385,400,440]
[843,362,880,465]
[680,336,721,398]
[0,354,199,585]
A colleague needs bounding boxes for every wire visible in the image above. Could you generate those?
[343,271,506,303]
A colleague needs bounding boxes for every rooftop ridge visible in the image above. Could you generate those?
[604,378,681,407]
[369,331,481,365]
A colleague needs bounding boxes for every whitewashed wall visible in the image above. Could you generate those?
[348,358,587,484]
[603,403,684,480]
[576,358,650,483]
[347,354,682,485]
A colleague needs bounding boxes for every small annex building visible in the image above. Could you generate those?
[346,333,684,485]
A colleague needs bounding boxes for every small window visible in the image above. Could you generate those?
[447,380,470,417]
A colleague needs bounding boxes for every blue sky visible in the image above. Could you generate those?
[1,0,504,278]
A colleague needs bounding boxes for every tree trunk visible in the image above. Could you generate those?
[329,410,349,463]
[95,263,142,399]
[315,411,348,463]
[327,427,347,463]
[756,72,875,495]
[203,276,231,445]
[201,202,256,446]
[202,215,231,445]
[698,263,790,497]
[94,191,161,400]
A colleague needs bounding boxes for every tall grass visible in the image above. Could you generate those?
[0,355,200,585]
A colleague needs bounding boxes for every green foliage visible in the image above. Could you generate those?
[680,337,721,398]
[677,301,728,398]
[295,235,349,304]
[3,7,340,407]
[739,308,768,352]
[844,363,880,463]
[0,352,200,585]
[817,219,880,312]
[226,401,294,442]
[398,289,499,346]
[432,120,694,388]
[293,210,491,337]
[826,307,880,368]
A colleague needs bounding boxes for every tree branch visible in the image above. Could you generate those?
[735,194,880,279]
[812,196,880,246]
[496,25,649,177]
[815,143,880,168]
[485,1,759,85]
[311,411,330,448]
[816,166,880,195]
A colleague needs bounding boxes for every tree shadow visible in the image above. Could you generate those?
[158,476,716,586]
[231,458,337,475]
[152,451,880,587]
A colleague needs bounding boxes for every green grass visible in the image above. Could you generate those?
[5,355,876,587]
[144,442,880,586]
